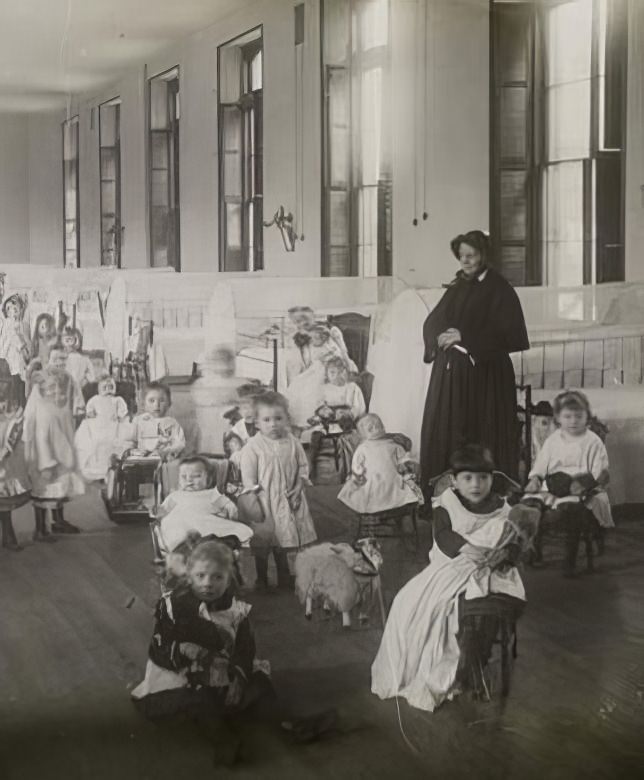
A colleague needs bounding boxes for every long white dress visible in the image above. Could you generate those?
[529,428,614,528]
[338,437,418,514]
[371,488,525,712]
[240,433,317,549]
[74,395,133,481]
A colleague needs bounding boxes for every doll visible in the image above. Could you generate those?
[338,414,421,514]
[0,293,30,408]
[60,325,93,388]
[31,312,58,367]
[0,365,31,551]
[23,367,85,537]
[223,432,244,498]
[74,375,132,482]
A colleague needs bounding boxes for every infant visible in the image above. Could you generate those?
[131,383,185,458]
[158,456,253,553]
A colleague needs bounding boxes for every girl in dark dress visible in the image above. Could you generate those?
[420,231,529,490]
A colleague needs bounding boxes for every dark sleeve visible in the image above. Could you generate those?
[148,594,226,672]
[230,617,256,681]
[422,291,451,364]
[433,507,467,558]
[459,276,529,363]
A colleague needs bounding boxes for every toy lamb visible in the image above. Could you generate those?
[294,538,383,628]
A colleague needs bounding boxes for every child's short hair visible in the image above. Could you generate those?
[532,400,554,417]
[450,444,495,474]
[187,540,235,575]
[310,324,331,341]
[254,390,289,414]
[357,413,384,434]
[324,356,347,379]
[237,383,262,400]
[143,381,171,404]
[179,455,212,482]
[553,390,591,418]
[288,305,314,317]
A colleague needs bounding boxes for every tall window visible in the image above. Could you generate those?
[99,98,122,267]
[218,28,263,272]
[491,0,627,286]
[149,67,180,270]
[62,116,80,268]
[321,0,392,277]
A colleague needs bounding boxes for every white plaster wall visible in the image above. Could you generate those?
[625,0,644,282]
[0,114,29,264]
[391,0,490,288]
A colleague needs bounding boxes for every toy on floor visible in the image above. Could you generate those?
[294,538,384,628]
[338,414,423,514]
[23,367,85,538]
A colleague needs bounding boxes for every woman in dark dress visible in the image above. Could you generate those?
[420,231,529,490]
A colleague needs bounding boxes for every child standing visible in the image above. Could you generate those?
[30,313,57,367]
[239,392,317,590]
[23,368,85,537]
[371,445,529,712]
[524,389,613,575]
[131,383,185,458]
[0,293,30,408]
[157,456,253,553]
[223,432,244,498]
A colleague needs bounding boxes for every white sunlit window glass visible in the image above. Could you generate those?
[63,116,80,268]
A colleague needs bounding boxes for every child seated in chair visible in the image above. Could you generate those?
[157,455,253,554]
[371,445,536,713]
[130,382,185,458]
[229,385,264,444]
[307,357,366,479]
[338,414,422,514]
[523,390,613,576]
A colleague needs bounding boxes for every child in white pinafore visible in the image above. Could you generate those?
[338,414,421,514]
[239,392,317,590]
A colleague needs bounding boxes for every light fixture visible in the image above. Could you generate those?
[263,205,298,252]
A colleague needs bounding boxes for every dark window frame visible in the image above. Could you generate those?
[62,115,80,268]
[99,98,122,268]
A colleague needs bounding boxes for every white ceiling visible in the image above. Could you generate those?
[0,0,250,112]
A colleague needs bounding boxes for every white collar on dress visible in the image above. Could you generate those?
[478,269,489,282]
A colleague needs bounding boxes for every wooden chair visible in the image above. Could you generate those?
[356,502,419,551]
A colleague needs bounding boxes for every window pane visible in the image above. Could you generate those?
[327,248,350,276]
[251,50,262,91]
[361,67,382,185]
[545,162,584,287]
[329,191,349,245]
[360,0,388,52]
[499,87,527,162]
[500,247,526,287]
[150,79,168,130]
[500,170,527,241]
[546,81,591,161]
[323,0,350,64]
[546,0,592,87]
[496,5,530,83]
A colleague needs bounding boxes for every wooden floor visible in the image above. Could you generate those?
[1,480,644,779]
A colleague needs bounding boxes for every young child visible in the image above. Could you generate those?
[223,432,244,498]
[30,312,57,367]
[531,400,555,465]
[60,325,93,389]
[524,389,613,575]
[229,385,263,444]
[338,414,421,513]
[157,455,253,553]
[23,367,85,537]
[0,293,30,408]
[131,382,185,458]
[74,374,132,482]
[131,540,270,765]
[0,366,30,551]
[46,347,86,421]
[239,392,317,590]
[308,357,366,479]
[371,445,531,713]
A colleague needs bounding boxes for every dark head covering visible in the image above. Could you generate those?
[450,443,496,474]
[449,230,490,262]
[532,400,554,417]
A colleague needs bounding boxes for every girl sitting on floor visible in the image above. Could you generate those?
[239,391,317,590]
[131,540,337,766]
[338,414,422,514]
[524,389,613,575]
[157,455,253,554]
[371,444,532,713]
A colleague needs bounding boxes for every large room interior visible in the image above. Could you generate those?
[1,1,644,778]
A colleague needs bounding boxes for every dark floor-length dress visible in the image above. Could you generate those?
[420,267,529,486]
